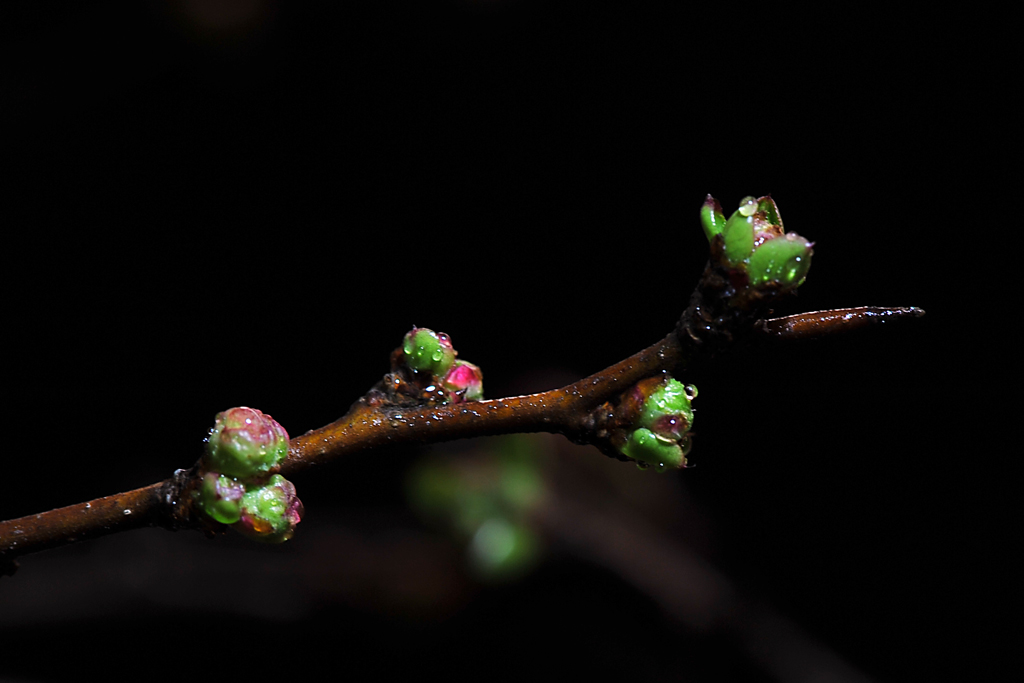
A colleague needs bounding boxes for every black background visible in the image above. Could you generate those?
[1,2,1003,682]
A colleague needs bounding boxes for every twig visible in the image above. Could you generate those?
[0,206,926,575]
[0,308,918,572]
[759,306,925,341]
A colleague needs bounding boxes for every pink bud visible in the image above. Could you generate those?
[442,361,484,403]
[204,407,290,478]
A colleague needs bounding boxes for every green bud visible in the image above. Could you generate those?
[747,234,814,288]
[639,378,696,440]
[705,195,814,291]
[700,195,726,242]
[402,328,456,376]
[233,474,303,543]
[204,407,289,479]
[616,376,697,472]
[197,472,245,524]
[722,209,755,266]
[620,427,686,472]
[756,195,782,228]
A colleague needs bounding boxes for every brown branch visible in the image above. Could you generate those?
[0,255,924,575]
[0,485,166,558]
[282,333,686,474]
[759,306,925,341]
[0,333,687,571]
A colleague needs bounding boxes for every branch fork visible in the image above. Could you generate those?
[0,194,924,576]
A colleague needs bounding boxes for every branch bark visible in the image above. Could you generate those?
[0,256,924,575]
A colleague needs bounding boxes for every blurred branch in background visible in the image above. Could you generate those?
[1,431,875,682]
[412,433,876,682]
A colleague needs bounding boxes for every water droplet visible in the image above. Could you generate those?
[738,196,757,217]
[685,384,699,400]
[123,509,132,515]
[85,503,91,509]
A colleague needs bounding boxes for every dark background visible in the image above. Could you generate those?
[1,2,1002,682]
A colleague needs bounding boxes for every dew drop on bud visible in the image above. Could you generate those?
[738,196,758,217]
[685,384,698,400]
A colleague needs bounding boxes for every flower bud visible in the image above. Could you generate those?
[709,195,814,291]
[620,428,686,472]
[233,474,304,543]
[442,360,484,402]
[700,195,726,242]
[638,378,696,440]
[204,407,289,479]
[197,472,246,524]
[616,376,697,472]
[722,207,756,266]
[747,233,814,288]
[402,328,456,376]
[756,195,782,227]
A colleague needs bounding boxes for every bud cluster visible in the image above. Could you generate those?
[194,407,303,542]
[701,194,813,290]
[400,327,484,403]
[615,376,698,472]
